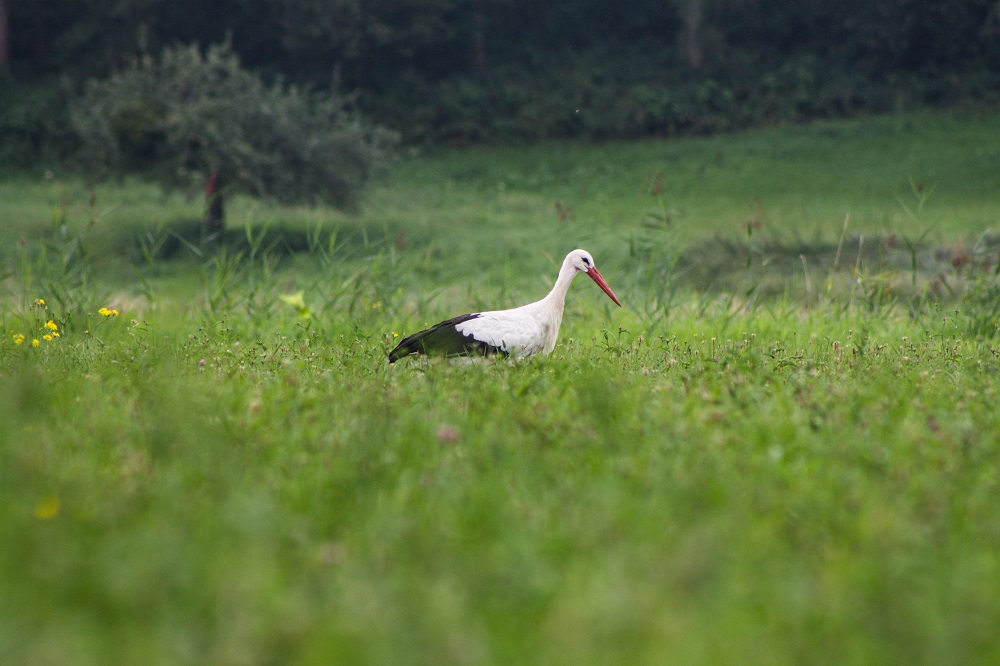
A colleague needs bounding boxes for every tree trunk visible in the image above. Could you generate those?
[0,0,9,74]
[471,9,487,73]
[204,172,225,235]
[681,0,704,70]
[31,0,48,65]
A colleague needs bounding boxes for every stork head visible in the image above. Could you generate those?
[566,249,622,307]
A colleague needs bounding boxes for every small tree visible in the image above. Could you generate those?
[71,42,396,233]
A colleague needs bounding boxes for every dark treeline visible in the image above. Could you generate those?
[2,0,999,154]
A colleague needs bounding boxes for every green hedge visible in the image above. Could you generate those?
[363,56,1000,144]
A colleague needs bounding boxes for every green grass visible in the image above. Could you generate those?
[5,108,998,282]
[3,110,1000,664]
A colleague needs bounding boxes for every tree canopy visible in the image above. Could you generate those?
[70,42,396,229]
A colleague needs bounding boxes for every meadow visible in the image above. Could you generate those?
[2,109,1000,664]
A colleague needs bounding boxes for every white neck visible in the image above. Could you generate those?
[544,259,578,305]
[521,257,580,355]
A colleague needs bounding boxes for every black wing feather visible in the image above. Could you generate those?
[388,313,507,362]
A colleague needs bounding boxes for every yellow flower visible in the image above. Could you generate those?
[44,320,58,331]
[392,332,399,338]
[42,334,53,342]
[34,298,45,306]
[31,338,40,347]
[98,307,120,317]
[13,333,25,345]
[34,495,60,520]
[279,292,312,319]
[53,332,60,338]
[279,291,306,309]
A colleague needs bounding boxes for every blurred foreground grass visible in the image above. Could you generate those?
[3,302,1000,664]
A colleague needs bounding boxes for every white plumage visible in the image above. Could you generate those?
[389,249,621,362]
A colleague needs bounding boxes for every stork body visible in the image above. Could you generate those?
[388,249,621,363]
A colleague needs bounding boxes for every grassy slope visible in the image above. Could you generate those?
[2,110,1000,664]
[3,109,998,283]
[384,109,1000,240]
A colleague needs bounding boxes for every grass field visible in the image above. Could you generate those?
[3,109,1000,664]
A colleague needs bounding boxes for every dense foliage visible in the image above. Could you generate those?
[69,42,395,228]
[2,0,998,159]
[73,46,390,213]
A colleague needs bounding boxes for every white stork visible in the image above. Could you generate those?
[388,249,621,362]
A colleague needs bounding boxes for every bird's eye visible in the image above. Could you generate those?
[582,257,591,266]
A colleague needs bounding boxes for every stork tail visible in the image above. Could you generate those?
[388,313,506,362]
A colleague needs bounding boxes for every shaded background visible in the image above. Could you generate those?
[2,0,999,157]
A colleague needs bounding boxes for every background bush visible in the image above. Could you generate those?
[69,42,396,216]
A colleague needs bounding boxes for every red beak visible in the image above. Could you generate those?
[586,267,622,307]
